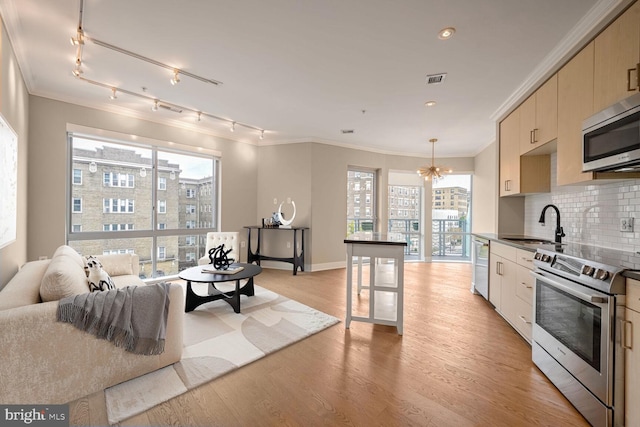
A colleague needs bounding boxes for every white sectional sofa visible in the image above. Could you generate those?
[0,245,184,404]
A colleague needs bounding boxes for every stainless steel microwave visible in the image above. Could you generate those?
[582,92,640,172]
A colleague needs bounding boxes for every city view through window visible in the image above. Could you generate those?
[348,169,472,261]
[67,135,219,279]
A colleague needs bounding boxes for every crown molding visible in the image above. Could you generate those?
[490,0,635,122]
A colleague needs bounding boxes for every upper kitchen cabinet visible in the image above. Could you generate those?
[594,1,640,112]
[519,75,558,155]
[499,109,550,197]
[558,42,595,185]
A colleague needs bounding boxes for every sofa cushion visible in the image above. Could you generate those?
[95,253,136,277]
[0,260,49,310]
[40,247,90,302]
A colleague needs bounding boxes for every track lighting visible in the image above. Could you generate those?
[109,88,117,100]
[230,122,236,132]
[152,100,159,111]
[197,112,202,122]
[260,130,264,140]
[170,70,180,85]
[70,28,85,46]
[72,58,83,77]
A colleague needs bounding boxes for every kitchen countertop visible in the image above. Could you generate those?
[473,232,640,279]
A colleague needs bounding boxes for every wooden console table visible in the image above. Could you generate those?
[344,232,407,335]
[244,226,308,275]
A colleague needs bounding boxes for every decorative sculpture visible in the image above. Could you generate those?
[276,200,296,228]
[208,244,234,270]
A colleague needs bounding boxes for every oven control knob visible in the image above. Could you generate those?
[534,252,542,260]
[581,265,595,276]
[595,269,610,281]
[541,254,551,263]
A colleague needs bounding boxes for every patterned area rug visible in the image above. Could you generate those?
[104,283,340,424]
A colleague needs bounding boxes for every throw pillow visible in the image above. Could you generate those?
[40,250,90,302]
[86,256,116,292]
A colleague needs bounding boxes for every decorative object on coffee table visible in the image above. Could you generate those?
[208,244,234,270]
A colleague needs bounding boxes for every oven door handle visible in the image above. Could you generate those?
[530,270,609,304]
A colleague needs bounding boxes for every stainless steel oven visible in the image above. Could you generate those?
[532,246,629,427]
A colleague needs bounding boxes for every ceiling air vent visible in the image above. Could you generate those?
[159,103,183,114]
[426,73,447,85]
[341,129,355,134]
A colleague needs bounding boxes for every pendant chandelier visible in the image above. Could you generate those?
[416,138,452,181]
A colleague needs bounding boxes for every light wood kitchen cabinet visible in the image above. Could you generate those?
[499,110,551,197]
[626,279,640,426]
[519,75,558,155]
[489,242,517,314]
[489,242,533,343]
[558,42,596,185]
[594,1,640,112]
[499,110,520,197]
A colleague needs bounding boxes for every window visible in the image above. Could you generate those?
[186,252,196,262]
[72,198,82,213]
[186,236,196,245]
[68,133,220,280]
[186,205,196,214]
[347,168,377,234]
[103,199,134,213]
[103,248,134,255]
[73,169,82,185]
[103,172,135,188]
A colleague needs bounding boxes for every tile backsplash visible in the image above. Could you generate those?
[524,153,640,254]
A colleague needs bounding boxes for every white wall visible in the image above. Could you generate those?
[0,21,29,289]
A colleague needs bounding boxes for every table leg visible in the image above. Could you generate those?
[346,245,353,328]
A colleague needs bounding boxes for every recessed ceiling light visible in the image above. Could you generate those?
[425,101,436,107]
[438,27,456,40]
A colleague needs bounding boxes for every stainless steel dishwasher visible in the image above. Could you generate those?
[471,236,489,299]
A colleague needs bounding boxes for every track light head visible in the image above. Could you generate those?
[197,112,202,122]
[260,130,265,140]
[152,100,159,111]
[230,122,236,132]
[70,28,85,46]
[170,70,180,85]
[109,87,117,100]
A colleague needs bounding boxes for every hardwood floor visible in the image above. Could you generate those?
[69,262,589,426]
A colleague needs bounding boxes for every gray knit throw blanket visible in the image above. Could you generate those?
[57,282,171,355]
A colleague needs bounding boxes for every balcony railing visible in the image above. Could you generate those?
[352,217,471,262]
[432,219,471,261]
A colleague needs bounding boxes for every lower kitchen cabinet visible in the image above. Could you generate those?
[626,279,640,426]
[489,242,534,343]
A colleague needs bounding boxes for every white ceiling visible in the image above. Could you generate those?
[0,0,623,157]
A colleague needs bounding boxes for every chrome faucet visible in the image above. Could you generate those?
[539,204,565,244]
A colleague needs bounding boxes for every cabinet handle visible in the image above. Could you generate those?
[504,180,511,192]
[622,319,633,350]
[520,282,533,289]
[521,257,533,264]
[531,129,538,144]
[518,315,531,324]
[530,129,534,144]
[628,66,639,92]
[497,261,503,276]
